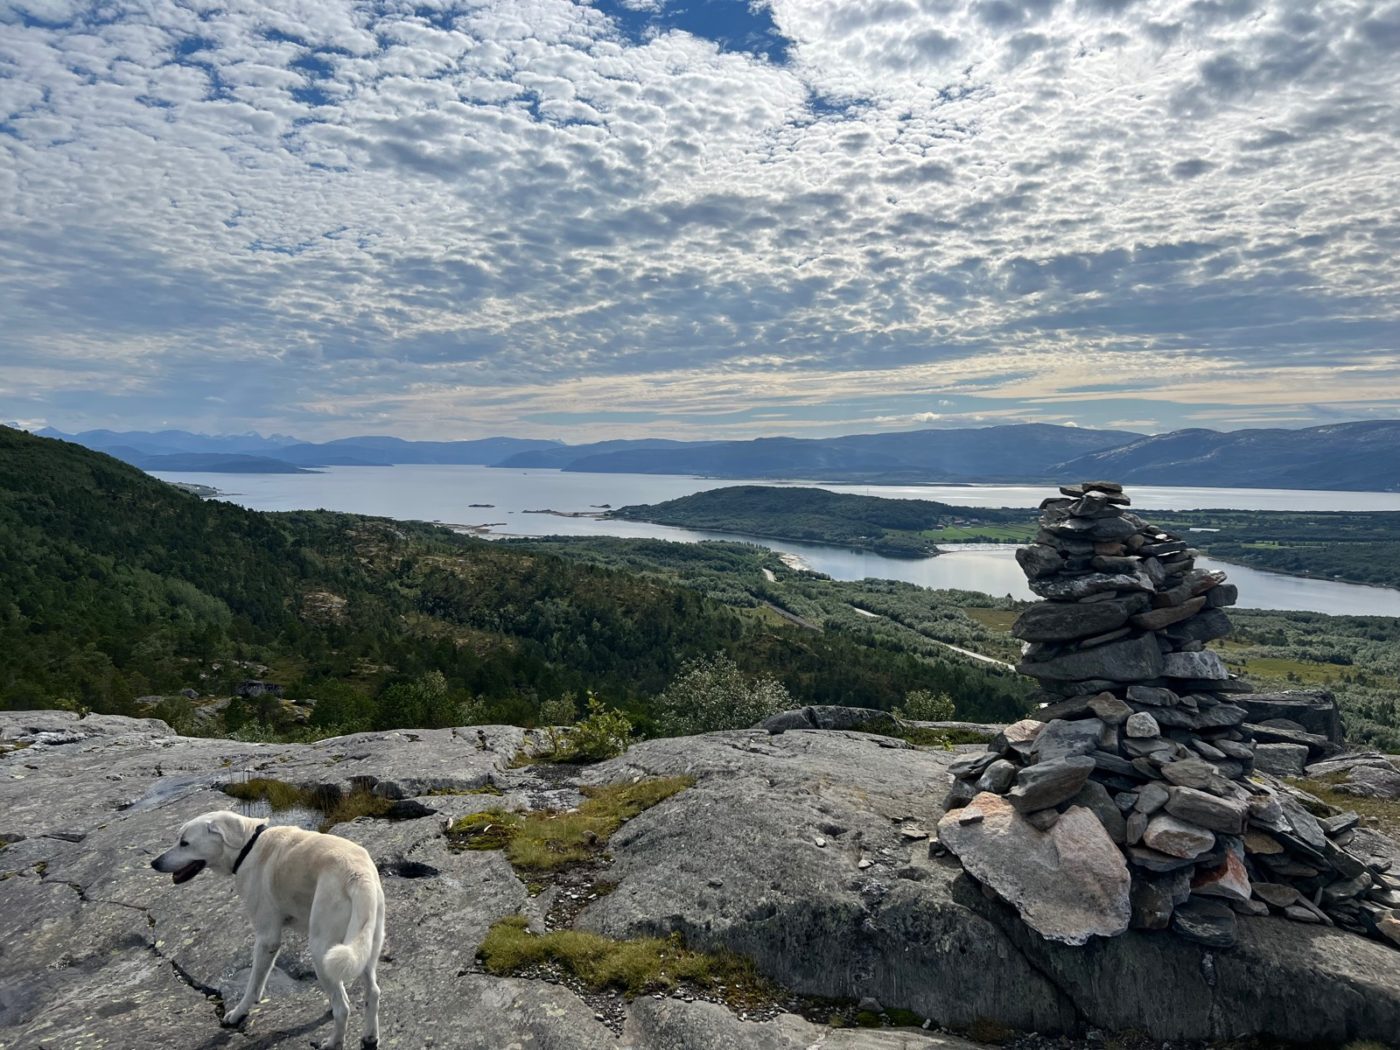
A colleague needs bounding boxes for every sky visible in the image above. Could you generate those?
[1,0,1398,442]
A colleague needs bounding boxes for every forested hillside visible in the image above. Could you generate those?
[0,428,1027,733]
[610,486,1032,555]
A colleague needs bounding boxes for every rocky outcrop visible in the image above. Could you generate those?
[5,711,1400,1047]
[1306,751,1400,800]
[942,482,1400,953]
[1234,690,1345,751]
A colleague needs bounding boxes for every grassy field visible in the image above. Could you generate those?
[922,525,1036,543]
[962,608,1019,632]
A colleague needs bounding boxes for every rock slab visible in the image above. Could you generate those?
[937,793,1131,946]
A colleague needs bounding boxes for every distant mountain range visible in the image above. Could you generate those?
[28,421,1400,491]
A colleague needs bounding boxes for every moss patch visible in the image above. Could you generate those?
[446,776,693,872]
[478,915,773,1002]
[222,777,395,833]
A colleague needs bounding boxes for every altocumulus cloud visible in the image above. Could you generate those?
[1,0,1398,438]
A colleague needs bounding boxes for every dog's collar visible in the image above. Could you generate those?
[232,823,268,875]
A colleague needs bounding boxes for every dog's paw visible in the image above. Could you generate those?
[220,1010,247,1029]
[361,1039,379,1049]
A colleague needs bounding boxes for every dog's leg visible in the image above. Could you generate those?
[360,957,380,1048]
[360,900,384,1049]
[222,931,281,1028]
[311,970,351,1050]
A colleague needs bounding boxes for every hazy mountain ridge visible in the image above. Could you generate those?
[1053,421,1400,491]
[26,421,1400,490]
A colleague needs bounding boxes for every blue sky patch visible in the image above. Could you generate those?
[591,0,791,62]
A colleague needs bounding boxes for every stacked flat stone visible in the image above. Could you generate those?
[937,481,1400,950]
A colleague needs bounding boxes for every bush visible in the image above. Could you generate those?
[309,680,377,733]
[534,694,634,763]
[895,689,955,722]
[539,693,579,727]
[373,671,463,730]
[653,652,792,737]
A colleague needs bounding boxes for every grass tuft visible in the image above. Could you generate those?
[478,915,773,1002]
[446,776,694,872]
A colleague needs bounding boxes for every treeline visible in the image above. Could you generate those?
[514,536,1031,724]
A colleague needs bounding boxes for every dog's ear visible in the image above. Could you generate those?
[205,819,231,844]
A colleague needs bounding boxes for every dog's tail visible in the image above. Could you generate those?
[324,873,378,985]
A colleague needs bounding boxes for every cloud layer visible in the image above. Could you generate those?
[2,0,1398,438]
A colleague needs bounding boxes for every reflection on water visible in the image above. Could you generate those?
[150,464,1400,617]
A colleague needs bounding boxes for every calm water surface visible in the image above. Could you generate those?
[153,465,1400,617]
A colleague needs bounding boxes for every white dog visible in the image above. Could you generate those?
[151,810,385,1049]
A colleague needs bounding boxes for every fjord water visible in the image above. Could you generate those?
[153,465,1400,616]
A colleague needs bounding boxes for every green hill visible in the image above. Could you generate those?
[0,427,1027,732]
[610,485,1034,555]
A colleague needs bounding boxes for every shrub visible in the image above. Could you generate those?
[539,692,579,727]
[373,671,463,730]
[653,653,792,736]
[895,689,955,723]
[553,694,633,762]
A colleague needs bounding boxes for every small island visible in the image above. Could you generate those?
[607,486,1034,558]
[611,486,1400,588]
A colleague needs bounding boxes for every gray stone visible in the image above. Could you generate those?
[1069,780,1127,845]
[1126,685,1178,707]
[1012,600,1134,642]
[975,759,1018,795]
[1142,814,1216,859]
[1125,810,1148,846]
[1171,898,1238,948]
[1130,870,1190,930]
[1016,543,1066,579]
[1190,844,1252,903]
[1164,787,1248,835]
[1253,742,1310,777]
[993,718,1045,757]
[1207,583,1239,608]
[1092,750,1139,777]
[1087,694,1133,725]
[949,751,999,779]
[1125,713,1160,739]
[1028,571,1155,601]
[1162,651,1229,680]
[1008,756,1097,813]
[759,706,901,735]
[937,794,1131,946]
[1031,718,1105,762]
[1090,555,1140,574]
[1135,782,1170,814]
[1151,704,1248,731]
[1159,758,1234,794]
[1246,721,1336,758]
[1130,596,1207,632]
[1305,752,1400,800]
[1017,634,1164,683]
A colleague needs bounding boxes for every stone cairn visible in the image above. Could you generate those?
[936,481,1400,950]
